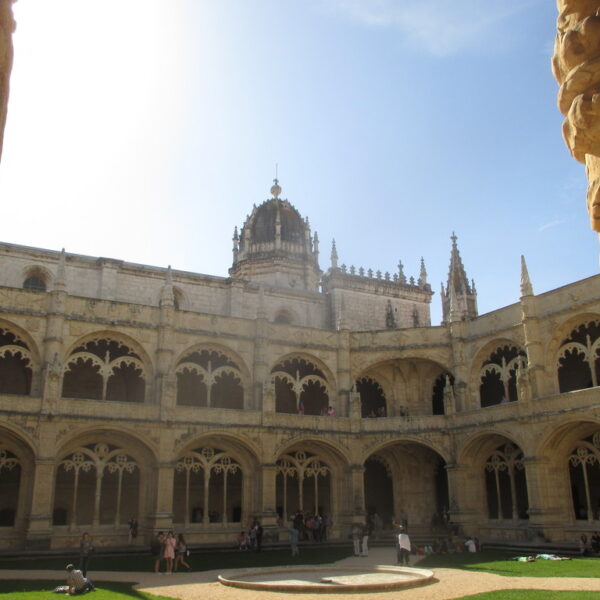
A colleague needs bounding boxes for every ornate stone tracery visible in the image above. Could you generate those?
[485,442,527,521]
[272,357,329,415]
[276,451,330,518]
[557,320,600,392]
[174,447,242,526]
[479,346,527,407]
[0,327,33,395]
[57,443,138,528]
[569,431,600,521]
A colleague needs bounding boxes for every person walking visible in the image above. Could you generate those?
[174,533,191,571]
[397,526,411,565]
[352,523,362,556]
[78,532,94,577]
[361,522,369,556]
[289,526,299,556]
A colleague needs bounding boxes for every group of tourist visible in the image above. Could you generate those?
[150,531,191,573]
[290,510,331,542]
[235,520,264,551]
[296,401,336,416]
[579,532,600,555]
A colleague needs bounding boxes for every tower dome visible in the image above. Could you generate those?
[229,180,321,291]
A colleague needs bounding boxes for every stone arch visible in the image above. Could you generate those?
[274,437,350,526]
[174,344,250,410]
[363,438,450,535]
[550,316,600,394]
[173,432,260,527]
[355,357,452,417]
[62,332,153,403]
[457,431,529,527]
[21,265,52,292]
[536,418,600,525]
[0,426,36,533]
[270,353,335,416]
[0,320,40,396]
[53,428,157,532]
[469,338,527,408]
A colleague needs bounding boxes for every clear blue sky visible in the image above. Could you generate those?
[1,0,597,325]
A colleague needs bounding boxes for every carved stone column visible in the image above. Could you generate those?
[0,0,15,162]
[553,1,600,235]
[25,459,55,549]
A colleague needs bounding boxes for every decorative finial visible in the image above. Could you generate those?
[398,260,406,284]
[418,257,428,287]
[331,239,338,269]
[271,164,281,198]
[451,231,458,246]
[520,255,533,297]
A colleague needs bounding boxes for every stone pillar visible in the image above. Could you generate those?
[156,293,175,411]
[229,280,244,318]
[149,462,174,533]
[349,464,366,522]
[25,459,55,549]
[520,295,548,397]
[336,328,351,417]
[260,464,277,528]
[253,310,268,412]
[447,321,470,411]
[445,462,474,534]
[553,1,600,238]
[96,259,120,300]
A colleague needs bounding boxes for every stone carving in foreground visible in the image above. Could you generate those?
[553,0,600,233]
[0,0,16,162]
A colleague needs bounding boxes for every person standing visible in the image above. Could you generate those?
[78,532,94,577]
[397,526,411,565]
[163,531,177,573]
[289,526,299,556]
[151,531,165,573]
[128,517,138,544]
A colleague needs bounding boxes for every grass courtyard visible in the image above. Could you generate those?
[0,549,599,600]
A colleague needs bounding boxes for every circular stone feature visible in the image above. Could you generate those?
[218,566,434,593]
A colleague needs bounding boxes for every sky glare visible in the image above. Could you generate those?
[0,0,597,325]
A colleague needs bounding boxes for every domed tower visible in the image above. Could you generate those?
[229,180,321,291]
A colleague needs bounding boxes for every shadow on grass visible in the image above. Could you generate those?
[0,580,174,600]
[0,546,354,573]
[417,551,600,578]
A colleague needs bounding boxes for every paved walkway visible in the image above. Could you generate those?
[2,549,600,599]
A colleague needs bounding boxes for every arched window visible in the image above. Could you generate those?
[276,451,331,519]
[176,349,243,409]
[272,358,329,415]
[0,447,21,527]
[62,339,145,402]
[569,431,600,521]
[355,377,386,417]
[485,443,528,520]
[0,328,33,395]
[557,321,600,393]
[54,443,139,527]
[479,345,526,407]
[23,276,46,292]
[173,447,243,526]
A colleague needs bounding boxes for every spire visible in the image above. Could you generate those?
[442,232,477,323]
[520,255,533,297]
[448,279,460,323]
[418,257,428,288]
[331,239,338,269]
[397,260,406,284]
[232,226,239,263]
[313,231,319,257]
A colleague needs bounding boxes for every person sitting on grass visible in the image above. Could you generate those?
[64,564,95,594]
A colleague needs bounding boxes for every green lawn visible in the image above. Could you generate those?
[418,551,600,578]
[0,580,173,600]
[453,592,600,600]
[0,546,353,573]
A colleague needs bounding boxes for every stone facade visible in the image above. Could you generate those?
[0,186,599,551]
